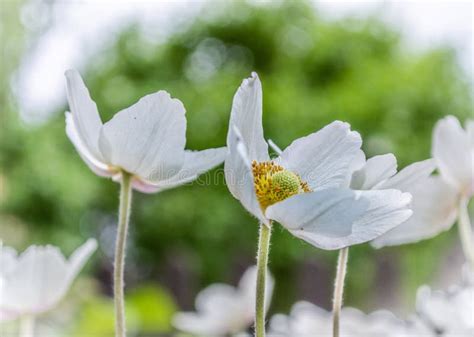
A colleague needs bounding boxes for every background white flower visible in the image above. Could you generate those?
[225,73,413,250]
[433,116,473,199]
[269,301,429,337]
[65,69,226,193]
[173,266,274,336]
[0,239,97,321]
[372,116,473,249]
[415,284,474,336]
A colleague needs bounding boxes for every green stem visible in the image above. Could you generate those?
[332,247,349,337]
[255,222,272,337]
[19,315,35,337]
[458,196,474,269]
[114,171,133,337]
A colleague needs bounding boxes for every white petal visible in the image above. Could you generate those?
[432,115,473,195]
[132,147,226,194]
[350,154,397,190]
[467,119,474,147]
[65,112,113,177]
[377,158,436,191]
[266,189,412,250]
[238,266,274,315]
[0,241,96,316]
[99,91,186,181]
[66,239,98,284]
[372,176,458,248]
[225,127,267,224]
[228,72,269,162]
[1,245,69,314]
[173,312,227,336]
[277,121,362,190]
[65,69,103,160]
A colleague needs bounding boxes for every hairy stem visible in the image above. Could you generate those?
[458,196,474,269]
[255,223,272,337]
[332,247,349,337]
[114,171,133,337]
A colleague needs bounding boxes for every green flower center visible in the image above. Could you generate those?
[252,161,310,211]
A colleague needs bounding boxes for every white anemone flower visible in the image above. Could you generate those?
[0,239,97,322]
[371,116,473,257]
[433,116,473,199]
[340,153,457,248]
[65,69,226,193]
[415,284,474,336]
[269,301,427,337]
[225,72,413,250]
[173,266,274,336]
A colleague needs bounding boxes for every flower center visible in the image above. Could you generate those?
[252,161,310,211]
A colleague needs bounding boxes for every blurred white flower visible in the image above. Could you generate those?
[342,153,456,248]
[433,116,473,199]
[269,301,428,337]
[225,72,413,250]
[0,239,97,321]
[173,266,274,336]
[415,284,474,336]
[65,69,226,193]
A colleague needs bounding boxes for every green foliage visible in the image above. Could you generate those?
[1,0,472,328]
[71,284,177,335]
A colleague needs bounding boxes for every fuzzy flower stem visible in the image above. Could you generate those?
[458,196,474,269]
[20,315,35,337]
[332,247,349,337]
[114,171,133,337]
[255,222,272,337]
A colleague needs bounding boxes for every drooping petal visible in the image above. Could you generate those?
[225,127,267,224]
[65,69,104,160]
[432,116,473,195]
[376,158,436,191]
[266,188,412,250]
[350,154,397,190]
[99,91,186,181]
[65,112,113,177]
[371,176,458,248]
[277,121,363,191]
[228,72,269,162]
[131,147,227,194]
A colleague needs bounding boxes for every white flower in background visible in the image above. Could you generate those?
[342,153,457,248]
[269,301,427,337]
[65,69,226,193]
[0,239,97,321]
[433,116,473,199]
[371,116,473,254]
[173,266,274,336]
[415,284,474,336]
[225,72,413,250]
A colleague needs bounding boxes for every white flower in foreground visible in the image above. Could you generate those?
[65,69,226,193]
[415,284,474,336]
[173,266,274,336]
[269,301,426,337]
[225,72,413,250]
[0,239,97,321]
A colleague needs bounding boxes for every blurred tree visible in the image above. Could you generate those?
[1,0,472,328]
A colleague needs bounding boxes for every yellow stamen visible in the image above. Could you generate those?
[252,161,310,211]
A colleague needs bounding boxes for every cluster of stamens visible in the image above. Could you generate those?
[252,161,310,211]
